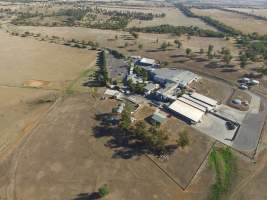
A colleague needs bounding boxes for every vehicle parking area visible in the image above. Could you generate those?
[106,52,128,81]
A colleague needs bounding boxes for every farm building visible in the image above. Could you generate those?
[168,100,205,124]
[189,92,218,107]
[150,68,199,87]
[150,112,167,125]
[144,83,160,95]
[136,58,156,67]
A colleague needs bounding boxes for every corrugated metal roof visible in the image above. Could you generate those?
[190,92,217,107]
[151,112,167,124]
[178,97,207,112]
[182,94,214,111]
[140,58,156,65]
[169,100,204,123]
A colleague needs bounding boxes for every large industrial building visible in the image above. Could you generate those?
[150,68,199,87]
[168,92,218,124]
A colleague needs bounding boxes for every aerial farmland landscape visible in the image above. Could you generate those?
[0,0,267,200]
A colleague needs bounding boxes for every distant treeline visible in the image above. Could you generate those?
[219,8,267,22]
[128,24,225,38]
[237,33,267,60]
[175,3,242,36]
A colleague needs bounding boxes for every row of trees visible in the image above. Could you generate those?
[219,7,267,22]
[128,24,225,38]
[97,50,109,86]
[176,4,241,36]
[96,8,165,21]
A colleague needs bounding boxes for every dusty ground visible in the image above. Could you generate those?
[191,77,233,103]
[0,86,57,158]
[179,35,239,56]
[192,8,267,35]
[126,7,215,30]
[0,94,214,200]
[0,29,96,90]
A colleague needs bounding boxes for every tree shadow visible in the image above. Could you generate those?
[169,54,185,58]
[92,124,177,159]
[193,57,208,62]
[73,192,100,200]
[221,68,238,73]
[146,49,160,53]
[128,49,137,52]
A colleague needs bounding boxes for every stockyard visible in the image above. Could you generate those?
[0,0,267,200]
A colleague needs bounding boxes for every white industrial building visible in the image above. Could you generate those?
[168,92,218,124]
[136,57,157,67]
[168,100,205,124]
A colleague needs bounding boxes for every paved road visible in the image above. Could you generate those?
[233,96,267,153]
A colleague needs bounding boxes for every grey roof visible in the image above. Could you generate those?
[151,112,167,124]
[151,68,198,86]
[144,83,158,91]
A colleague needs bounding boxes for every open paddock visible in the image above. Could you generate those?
[226,8,267,17]
[0,30,95,90]
[191,8,267,35]
[0,86,58,158]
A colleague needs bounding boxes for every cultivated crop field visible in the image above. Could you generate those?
[191,8,267,34]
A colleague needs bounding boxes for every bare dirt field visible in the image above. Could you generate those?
[126,7,215,30]
[191,8,267,34]
[179,35,239,56]
[227,8,267,17]
[191,77,233,103]
[0,29,96,90]
[0,86,57,158]
[0,94,214,200]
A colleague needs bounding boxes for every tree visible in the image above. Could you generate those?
[160,42,168,51]
[186,48,192,57]
[174,39,182,48]
[138,44,143,50]
[120,105,131,131]
[207,44,214,59]
[147,126,169,154]
[177,131,189,149]
[98,184,110,198]
[132,32,139,39]
[240,53,248,68]
[223,49,233,65]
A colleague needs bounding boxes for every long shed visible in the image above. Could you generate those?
[168,100,205,123]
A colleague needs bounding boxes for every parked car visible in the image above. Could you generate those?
[225,121,236,130]
[239,84,248,90]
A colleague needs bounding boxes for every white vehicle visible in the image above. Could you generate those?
[239,84,248,90]
[250,80,259,85]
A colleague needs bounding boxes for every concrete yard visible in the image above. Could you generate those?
[193,113,234,147]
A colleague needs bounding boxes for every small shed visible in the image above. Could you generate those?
[150,112,167,125]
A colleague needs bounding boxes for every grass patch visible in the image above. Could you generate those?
[208,147,236,200]
[64,68,94,95]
